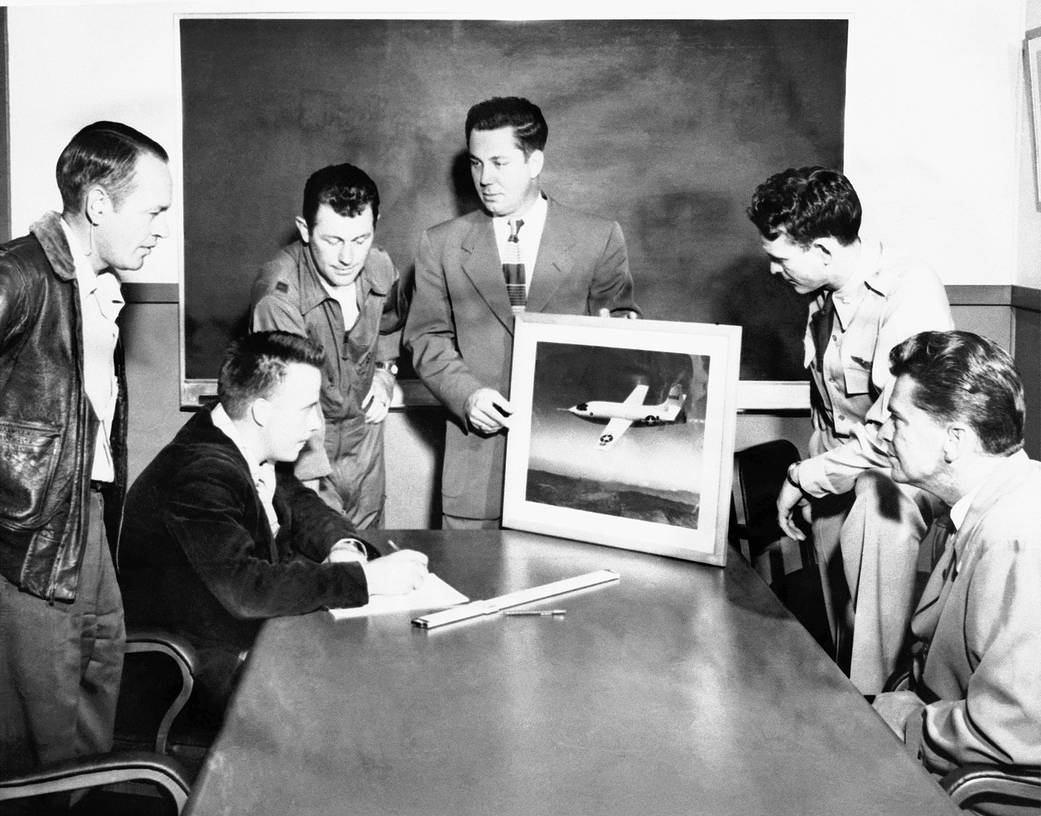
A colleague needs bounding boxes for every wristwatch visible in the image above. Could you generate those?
[374,360,398,376]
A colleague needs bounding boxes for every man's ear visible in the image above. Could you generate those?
[527,149,545,179]
[84,185,111,225]
[811,238,836,265]
[295,216,311,245]
[251,397,271,428]
[943,423,971,463]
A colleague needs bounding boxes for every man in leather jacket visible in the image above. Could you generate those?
[0,121,172,777]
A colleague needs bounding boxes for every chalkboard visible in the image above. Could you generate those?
[180,18,846,397]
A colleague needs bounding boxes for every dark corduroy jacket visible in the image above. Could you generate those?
[117,409,374,657]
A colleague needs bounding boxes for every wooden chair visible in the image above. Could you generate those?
[882,669,1041,812]
[117,628,198,755]
[0,751,190,813]
[941,764,1041,812]
[0,627,199,813]
[115,628,218,781]
[730,439,815,583]
[730,439,830,650]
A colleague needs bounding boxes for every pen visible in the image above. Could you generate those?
[503,609,566,617]
[386,539,400,552]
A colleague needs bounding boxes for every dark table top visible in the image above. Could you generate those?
[185,529,958,816]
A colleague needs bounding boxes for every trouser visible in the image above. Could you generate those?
[192,645,249,728]
[312,417,386,530]
[0,489,126,776]
[810,470,935,695]
[441,514,501,530]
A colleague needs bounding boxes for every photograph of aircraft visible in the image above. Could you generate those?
[565,383,687,450]
[522,342,709,530]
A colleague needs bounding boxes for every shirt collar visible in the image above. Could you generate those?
[298,241,385,313]
[60,217,98,291]
[211,403,269,476]
[949,482,982,532]
[950,449,1030,531]
[830,238,883,330]
[60,217,125,316]
[492,193,548,236]
[316,271,355,300]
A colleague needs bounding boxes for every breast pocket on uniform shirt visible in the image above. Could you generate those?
[842,356,872,396]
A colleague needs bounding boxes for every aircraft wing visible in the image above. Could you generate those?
[597,417,634,451]
[622,383,649,407]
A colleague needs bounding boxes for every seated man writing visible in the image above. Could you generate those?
[872,330,1041,794]
[118,331,428,718]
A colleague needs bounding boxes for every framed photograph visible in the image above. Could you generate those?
[1025,27,1041,209]
[502,314,742,566]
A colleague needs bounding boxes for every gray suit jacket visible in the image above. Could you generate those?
[911,451,1041,773]
[404,197,638,519]
[874,451,1041,783]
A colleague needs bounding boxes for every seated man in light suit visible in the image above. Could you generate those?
[872,330,1041,803]
[405,96,639,529]
[118,331,428,718]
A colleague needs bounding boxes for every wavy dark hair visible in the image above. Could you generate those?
[889,330,1025,456]
[747,166,861,247]
[301,163,379,230]
[465,96,548,156]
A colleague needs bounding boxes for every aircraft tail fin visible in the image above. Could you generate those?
[663,383,687,422]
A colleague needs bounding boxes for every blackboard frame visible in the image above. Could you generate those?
[177,15,846,412]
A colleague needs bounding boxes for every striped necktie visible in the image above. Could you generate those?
[503,218,526,314]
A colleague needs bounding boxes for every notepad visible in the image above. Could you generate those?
[328,573,469,621]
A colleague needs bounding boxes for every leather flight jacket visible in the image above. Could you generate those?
[0,212,127,603]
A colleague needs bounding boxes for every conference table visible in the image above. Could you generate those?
[184,529,959,815]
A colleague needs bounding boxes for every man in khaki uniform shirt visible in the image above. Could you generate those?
[251,164,404,529]
[747,167,953,694]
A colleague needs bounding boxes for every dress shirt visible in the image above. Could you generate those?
[210,404,281,538]
[61,218,123,483]
[948,482,982,533]
[209,404,367,557]
[317,275,360,331]
[492,193,548,290]
[947,479,986,573]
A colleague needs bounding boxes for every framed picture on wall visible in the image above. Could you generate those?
[1025,27,1041,209]
[502,314,742,566]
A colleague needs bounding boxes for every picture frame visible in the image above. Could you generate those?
[1025,27,1041,209]
[502,314,742,566]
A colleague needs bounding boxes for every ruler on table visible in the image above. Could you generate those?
[411,569,619,630]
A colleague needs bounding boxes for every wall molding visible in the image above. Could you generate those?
[126,282,1041,308]
[132,281,1040,414]
[123,282,179,303]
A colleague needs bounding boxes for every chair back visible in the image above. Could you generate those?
[730,439,801,560]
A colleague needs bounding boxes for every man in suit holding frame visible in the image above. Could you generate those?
[405,96,639,529]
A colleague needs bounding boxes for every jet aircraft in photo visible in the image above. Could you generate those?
[565,383,687,450]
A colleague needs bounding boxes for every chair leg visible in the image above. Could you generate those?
[768,548,787,603]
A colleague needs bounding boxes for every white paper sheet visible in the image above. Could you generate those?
[328,573,469,620]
